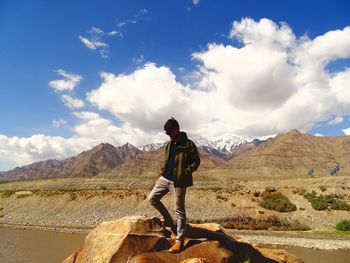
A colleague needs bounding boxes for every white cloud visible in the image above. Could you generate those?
[116,9,150,28]
[343,128,350,135]
[87,63,202,134]
[117,21,127,28]
[192,0,200,5]
[71,111,161,146]
[78,36,96,50]
[79,27,110,58]
[136,8,149,17]
[0,133,82,170]
[90,26,104,35]
[99,49,110,59]
[108,30,123,37]
[85,17,350,139]
[61,95,85,109]
[189,18,350,137]
[330,68,350,105]
[132,54,145,64]
[314,133,324,137]
[0,112,158,170]
[308,27,350,63]
[328,116,344,125]
[48,69,83,91]
[52,119,67,128]
[229,18,295,48]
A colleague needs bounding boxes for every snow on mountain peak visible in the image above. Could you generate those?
[138,133,257,153]
[193,134,252,152]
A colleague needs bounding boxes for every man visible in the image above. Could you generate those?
[148,117,201,253]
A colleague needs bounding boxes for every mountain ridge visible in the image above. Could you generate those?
[2,130,350,181]
[2,143,143,181]
[227,129,350,176]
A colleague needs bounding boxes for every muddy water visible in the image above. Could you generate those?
[0,228,85,263]
[0,228,349,263]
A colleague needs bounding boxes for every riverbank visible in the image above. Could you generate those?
[1,222,349,251]
[1,176,349,252]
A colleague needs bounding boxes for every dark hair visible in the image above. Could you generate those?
[164,117,179,131]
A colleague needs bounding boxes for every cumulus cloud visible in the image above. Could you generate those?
[87,63,202,134]
[52,119,67,128]
[85,19,350,139]
[229,18,295,48]
[328,116,344,125]
[61,95,85,109]
[0,112,164,170]
[343,127,350,135]
[0,133,81,170]
[48,69,83,91]
[192,0,200,5]
[189,18,350,136]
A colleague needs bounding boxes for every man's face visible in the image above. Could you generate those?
[165,127,180,141]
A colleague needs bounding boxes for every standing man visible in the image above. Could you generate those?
[148,117,201,253]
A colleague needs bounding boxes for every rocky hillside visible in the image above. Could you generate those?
[103,147,227,178]
[2,130,350,180]
[107,130,350,178]
[228,130,350,176]
[2,143,143,181]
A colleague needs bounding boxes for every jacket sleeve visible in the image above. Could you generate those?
[187,141,201,173]
[160,143,170,175]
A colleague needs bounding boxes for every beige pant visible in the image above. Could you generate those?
[148,176,187,243]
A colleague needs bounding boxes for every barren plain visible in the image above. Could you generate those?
[1,172,349,250]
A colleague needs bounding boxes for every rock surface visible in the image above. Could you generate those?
[62,216,303,263]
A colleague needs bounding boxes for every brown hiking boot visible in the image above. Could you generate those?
[168,242,184,253]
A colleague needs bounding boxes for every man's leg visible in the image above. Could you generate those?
[148,176,173,226]
[174,187,187,244]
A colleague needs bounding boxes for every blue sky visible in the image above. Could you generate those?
[0,0,350,170]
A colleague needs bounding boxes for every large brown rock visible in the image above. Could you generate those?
[63,216,169,263]
[63,216,303,263]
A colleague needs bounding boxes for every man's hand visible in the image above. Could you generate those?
[158,171,163,177]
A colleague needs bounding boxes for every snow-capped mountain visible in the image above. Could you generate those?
[193,134,252,153]
[138,134,269,160]
[138,142,166,152]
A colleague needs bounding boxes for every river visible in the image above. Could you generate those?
[0,228,84,263]
[0,228,349,263]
